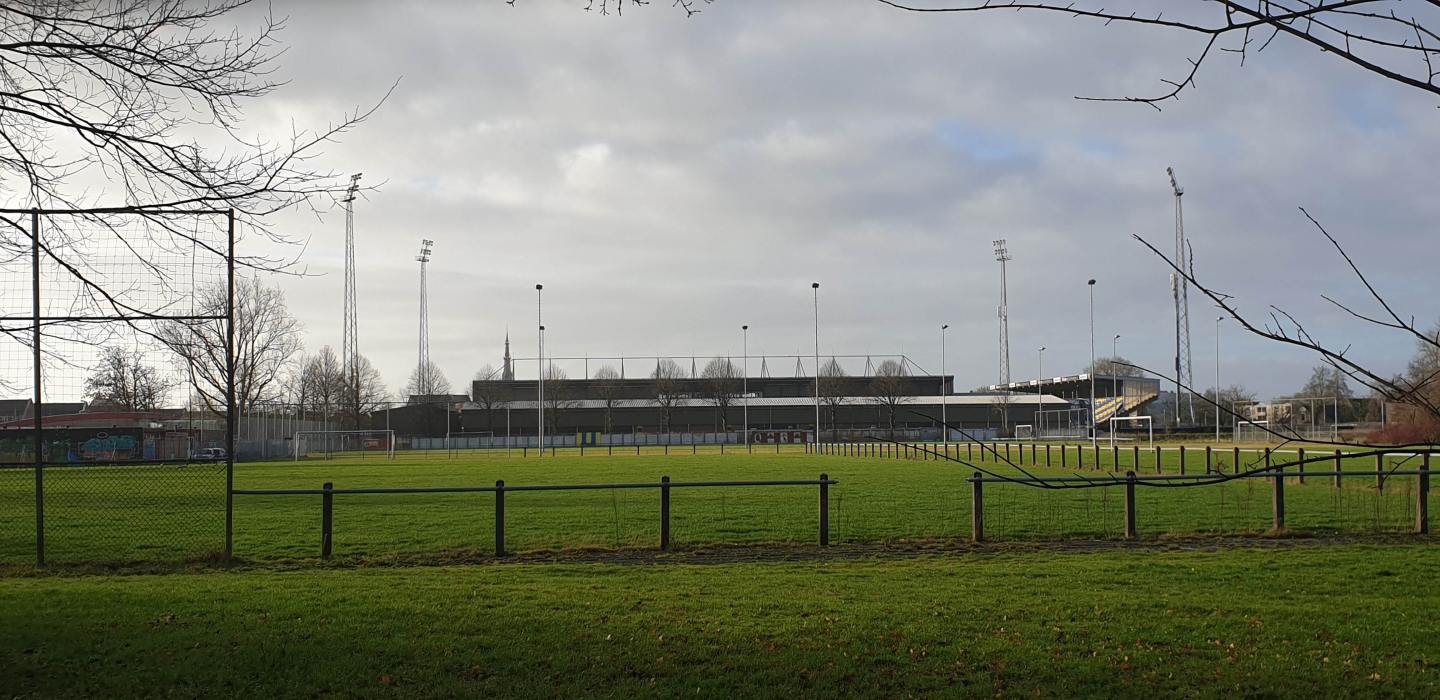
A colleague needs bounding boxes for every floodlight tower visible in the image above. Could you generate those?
[341,173,362,422]
[993,239,1012,386]
[1167,168,1196,426]
[415,239,433,393]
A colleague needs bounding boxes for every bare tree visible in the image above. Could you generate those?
[470,364,508,434]
[869,359,911,438]
[1196,384,1257,430]
[988,392,1014,437]
[817,357,848,432]
[0,2,379,230]
[875,1,1440,108]
[591,364,623,433]
[541,364,577,436]
[651,358,687,433]
[300,346,344,425]
[340,354,388,429]
[83,347,173,411]
[161,276,303,417]
[404,360,451,401]
[701,357,740,431]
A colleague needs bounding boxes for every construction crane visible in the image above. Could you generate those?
[1167,167,1196,426]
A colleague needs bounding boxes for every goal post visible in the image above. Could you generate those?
[293,430,396,460]
[1108,415,1154,449]
[1014,424,1034,441]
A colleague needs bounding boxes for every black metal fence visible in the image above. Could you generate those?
[232,475,837,558]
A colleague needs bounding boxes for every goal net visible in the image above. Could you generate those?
[1014,425,1034,441]
[1108,415,1154,448]
[1233,420,1271,445]
[294,430,395,460]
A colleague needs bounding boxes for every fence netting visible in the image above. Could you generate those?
[0,210,233,565]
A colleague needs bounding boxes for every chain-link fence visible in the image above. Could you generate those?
[0,209,234,565]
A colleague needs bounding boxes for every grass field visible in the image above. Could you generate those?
[4,545,1438,697]
[0,445,1431,565]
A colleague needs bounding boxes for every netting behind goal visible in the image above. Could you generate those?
[294,430,395,460]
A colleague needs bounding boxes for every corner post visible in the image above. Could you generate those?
[321,481,334,559]
[971,472,984,543]
[495,480,506,556]
[1124,472,1137,539]
[660,476,671,550]
[818,474,830,547]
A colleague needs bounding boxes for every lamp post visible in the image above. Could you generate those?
[812,283,821,445]
[1037,346,1046,436]
[536,284,544,457]
[1216,316,1223,444]
[1088,279,1097,448]
[941,324,949,444]
[1111,334,1120,447]
[743,324,749,452]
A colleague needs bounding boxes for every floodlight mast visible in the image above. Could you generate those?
[415,238,433,405]
[993,239,1012,386]
[341,173,362,428]
[1168,167,1196,427]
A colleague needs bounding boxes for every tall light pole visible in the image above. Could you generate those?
[941,324,949,444]
[1037,346,1046,435]
[536,284,544,457]
[742,324,749,452]
[1216,316,1223,444]
[1088,279,1097,447]
[812,283,821,444]
[1111,334,1120,447]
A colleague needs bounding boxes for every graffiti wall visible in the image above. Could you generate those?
[0,428,149,463]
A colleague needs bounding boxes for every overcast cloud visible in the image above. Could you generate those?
[238,0,1438,401]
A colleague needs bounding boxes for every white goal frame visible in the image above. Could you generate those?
[294,430,396,460]
[1108,415,1154,449]
[1014,424,1034,440]
[1233,419,1272,445]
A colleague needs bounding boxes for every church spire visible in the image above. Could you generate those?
[502,329,514,381]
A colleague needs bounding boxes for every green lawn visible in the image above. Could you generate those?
[3,546,1438,698]
[0,446,1430,565]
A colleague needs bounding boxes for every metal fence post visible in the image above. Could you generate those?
[1077,444,1084,469]
[1046,444,1052,467]
[321,481,333,560]
[1271,450,1285,532]
[1094,444,1101,471]
[1155,446,1162,474]
[1297,447,1306,484]
[1334,449,1343,488]
[971,472,984,543]
[1418,453,1430,535]
[1060,444,1067,468]
[30,210,44,567]
[1179,446,1187,475]
[660,476,671,550]
[818,473,830,547]
[1233,446,1241,475]
[1122,472,1137,538]
[495,480,506,556]
[1205,445,1213,474]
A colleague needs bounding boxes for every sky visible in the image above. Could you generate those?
[230,0,1438,401]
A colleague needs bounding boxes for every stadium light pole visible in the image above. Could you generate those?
[1037,347,1046,436]
[941,324,949,445]
[812,283,821,445]
[1111,334,1120,447]
[1088,279,1097,448]
[743,324,749,453]
[536,284,544,457]
[1216,316,1223,444]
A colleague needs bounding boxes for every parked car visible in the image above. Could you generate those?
[195,447,227,460]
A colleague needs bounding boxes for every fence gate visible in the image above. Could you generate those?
[0,209,235,565]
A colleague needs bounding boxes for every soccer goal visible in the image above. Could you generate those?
[1108,415,1154,449]
[1233,420,1272,445]
[444,432,496,457]
[1014,424,1035,441]
[294,430,396,460]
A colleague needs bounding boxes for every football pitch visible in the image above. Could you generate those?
[0,447,1429,566]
